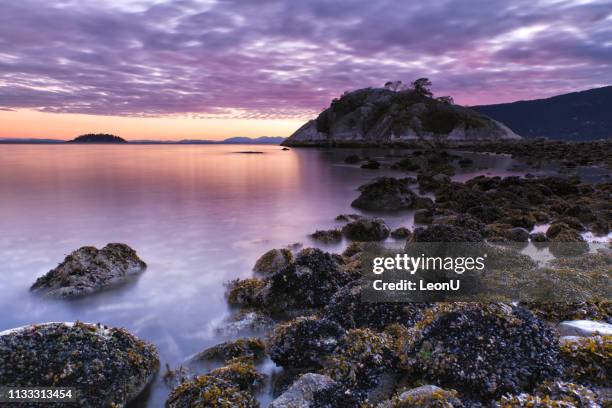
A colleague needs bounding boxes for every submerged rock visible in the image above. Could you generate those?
[361,160,381,169]
[342,217,390,241]
[253,248,293,275]
[399,303,561,399]
[31,243,146,297]
[411,224,483,242]
[352,177,417,211]
[267,317,346,369]
[166,375,259,408]
[344,154,361,164]
[0,322,159,407]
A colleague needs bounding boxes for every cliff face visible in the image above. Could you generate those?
[282,88,519,146]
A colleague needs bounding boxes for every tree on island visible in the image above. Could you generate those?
[68,134,127,143]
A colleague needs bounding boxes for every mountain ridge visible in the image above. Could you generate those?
[473,85,612,140]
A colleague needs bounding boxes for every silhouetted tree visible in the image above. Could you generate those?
[384,81,407,92]
[436,95,454,104]
[411,78,433,98]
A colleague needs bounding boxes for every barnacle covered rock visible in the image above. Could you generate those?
[323,280,426,330]
[268,316,346,369]
[166,375,259,408]
[193,337,266,363]
[207,358,265,393]
[522,299,612,323]
[398,303,561,399]
[497,381,603,407]
[262,248,352,310]
[560,335,611,386]
[0,322,159,407]
[310,229,343,243]
[342,217,391,242]
[30,243,146,297]
[323,328,395,392]
[225,278,266,308]
[253,248,293,275]
[351,177,417,211]
[377,385,464,407]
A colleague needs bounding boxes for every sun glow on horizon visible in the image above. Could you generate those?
[0,109,306,141]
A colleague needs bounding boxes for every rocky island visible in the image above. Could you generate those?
[68,133,127,143]
[282,79,519,147]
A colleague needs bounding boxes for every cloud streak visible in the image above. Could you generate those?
[0,0,610,119]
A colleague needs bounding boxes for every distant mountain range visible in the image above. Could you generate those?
[0,136,286,144]
[473,86,612,140]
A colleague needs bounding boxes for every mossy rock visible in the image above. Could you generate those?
[398,303,561,399]
[560,335,611,386]
[253,248,293,275]
[498,381,603,407]
[166,375,259,408]
[378,385,464,407]
[323,328,395,392]
[267,316,346,369]
[194,337,266,363]
[225,278,266,308]
[208,358,265,393]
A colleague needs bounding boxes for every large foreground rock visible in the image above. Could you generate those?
[282,87,519,146]
[342,217,390,241]
[399,303,561,399]
[0,322,159,407]
[31,243,146,297]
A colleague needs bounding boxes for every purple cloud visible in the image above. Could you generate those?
[0,0,610,118]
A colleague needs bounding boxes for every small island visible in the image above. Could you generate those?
[68,133,127,143]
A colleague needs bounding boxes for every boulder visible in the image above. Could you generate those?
[267,317,346,369]
[207,359,266,393]
[507,227,530,242]
[30,243,146,297]
[344,154,361,164]
[253,248,293,275]
[342,218,390,241]
[352,177,417,211]
[262,248,352,310]
[0,322,159,407]
[498,381,602,407]
[269,373,337,408]
[399,303,561,399]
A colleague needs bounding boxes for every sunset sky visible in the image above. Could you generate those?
[1,0,611,140]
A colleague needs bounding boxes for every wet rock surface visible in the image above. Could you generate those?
[166,375,259,408]
[268,316,346,369]
[269,373,337,408]
[0,322,159,407]
[193,337,266,363]
[352,177,417,211]
[342,217,390,241]
[378,385,464,408]
[30,243,146,298]
[253,248,293,275]
[398,303,561,399]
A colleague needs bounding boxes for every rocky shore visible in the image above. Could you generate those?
[1,142,610,407]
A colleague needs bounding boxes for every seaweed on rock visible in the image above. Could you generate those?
[166,375,259,408]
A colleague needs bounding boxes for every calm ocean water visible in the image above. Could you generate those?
[0,144,605,406]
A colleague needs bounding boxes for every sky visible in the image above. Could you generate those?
[0,0,611,140]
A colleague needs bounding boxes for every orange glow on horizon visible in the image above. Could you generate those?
[0,109,306,141]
